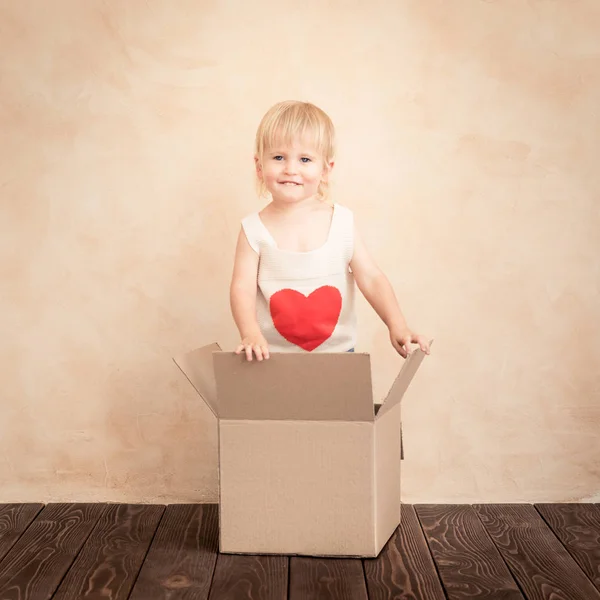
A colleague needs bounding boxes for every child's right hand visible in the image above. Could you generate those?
[235,333,270,362]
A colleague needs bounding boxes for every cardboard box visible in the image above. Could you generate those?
[173,343,428,557]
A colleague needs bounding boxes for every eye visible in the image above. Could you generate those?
[273,155,283,161]
[300,157,312,163]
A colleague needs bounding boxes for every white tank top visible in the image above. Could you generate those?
[241,203,357,353]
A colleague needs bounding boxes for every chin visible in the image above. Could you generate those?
[277,196,307,204]
[273,188,318,202]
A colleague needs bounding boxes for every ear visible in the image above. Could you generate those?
[254,155,263,180]
[322,160,335,181]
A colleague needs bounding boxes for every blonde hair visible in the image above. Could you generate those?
[254,100,336,200]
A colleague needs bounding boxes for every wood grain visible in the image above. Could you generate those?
[289,556,367,600]
[535,503,600,591]
[416,504,524,600]
[209,553,288,600]
[475,503,600,600]
[0,504,44,564]
[129,503,219,600]
[364,505,446,600]
[52,503,164,600]
[3,502,598,600]
[0,503,106,600]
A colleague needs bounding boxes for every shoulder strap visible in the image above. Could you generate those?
[242,212,275,254]
[330,203,355,261]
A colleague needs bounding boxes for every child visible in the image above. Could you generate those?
[230,100,430,361]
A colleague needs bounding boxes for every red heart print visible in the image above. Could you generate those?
[270,286,342,351]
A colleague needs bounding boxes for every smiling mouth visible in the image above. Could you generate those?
[279,181,302,185]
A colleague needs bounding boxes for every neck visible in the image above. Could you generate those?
[268,195,322,214]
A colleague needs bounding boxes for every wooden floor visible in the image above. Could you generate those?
[0,503,598,599]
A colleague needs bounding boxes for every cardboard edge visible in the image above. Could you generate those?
[218,549,381,558]
[172,342,222,418]
[374,526,398,558]
[172,344,224,548]
[376,339,433,420]
[217,418,223,554]
[372,416,377,553]
[373,401,402,553]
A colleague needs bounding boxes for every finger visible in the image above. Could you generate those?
[416,336,430,354]
[262,346,270,360]
[392,338,408,358]
[254,345,263,362]
[235,344,244,355]
[245,345,253,361]
[401,339,413,356]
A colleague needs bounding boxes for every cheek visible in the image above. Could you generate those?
[309,167,325,181]
[261,165,276,180]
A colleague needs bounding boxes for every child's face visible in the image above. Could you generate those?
[256,137,333,203]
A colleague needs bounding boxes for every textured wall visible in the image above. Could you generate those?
[1,0,599,503]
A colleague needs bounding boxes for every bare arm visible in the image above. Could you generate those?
[350,224,430,357]
[230,227,269,360]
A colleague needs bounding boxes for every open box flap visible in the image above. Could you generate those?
[173,342,221,417]
[214,351,375,421]
[376,341,432,420]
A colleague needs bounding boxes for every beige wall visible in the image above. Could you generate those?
[1,0,599,504]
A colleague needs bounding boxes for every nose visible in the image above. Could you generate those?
[283,160,298,175]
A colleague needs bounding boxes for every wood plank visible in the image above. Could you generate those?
[129,504,219,600]
[535,503,600,592]
[364,505,446,600]
[0,503,106,600]
[416,504,524,600]
[289,556,367,600]
[0,504,44,564]
[209,553,288,600]
[475,503,600,600]
[52,504,164,600]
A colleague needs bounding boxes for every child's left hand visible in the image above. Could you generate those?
[389,327,431,358]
